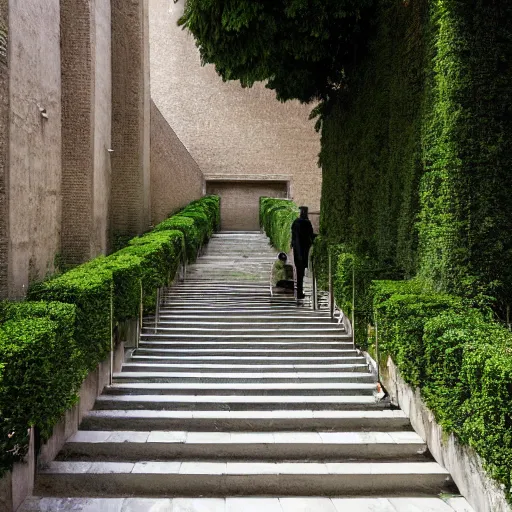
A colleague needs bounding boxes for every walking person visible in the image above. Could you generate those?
[291,206,314,300]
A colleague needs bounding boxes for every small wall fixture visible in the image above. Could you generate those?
[38,105,48,120]
[107,148,115,153]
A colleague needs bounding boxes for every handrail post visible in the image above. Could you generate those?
[109,282,114,386]
[154,287,160,333]
[352,256,356,346]
[329,247,334,319]
[137,279,143,350]
[375,311,380,382]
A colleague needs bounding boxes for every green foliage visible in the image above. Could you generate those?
[0,304,82,474]
[259,197,298,253]
[319,0,512,311]
[153,195,220,262]
[121,230,184,312]
[179,0,375,103]
[373,280,463,387]
[0,196,220,476]
[153,216,200,262]
[373,284,512,497]
[27,260,114,370]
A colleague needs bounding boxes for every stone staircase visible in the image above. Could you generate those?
[21,232,474,511]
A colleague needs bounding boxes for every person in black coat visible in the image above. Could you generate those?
[291,206,314,299]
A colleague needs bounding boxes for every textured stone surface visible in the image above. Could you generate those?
[60,0,94,266]
[111,0,151,238]
[150,100,203,224]
[0,0,8,299]
[149,0,322,215]
[60,0,112,265]
[205,181,288,231]
[381,356,509,512]
[7,0,62,296]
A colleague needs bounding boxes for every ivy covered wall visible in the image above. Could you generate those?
[319,0,512,313]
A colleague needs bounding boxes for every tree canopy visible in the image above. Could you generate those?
[178,0,375,103]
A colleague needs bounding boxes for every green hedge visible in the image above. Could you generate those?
[0,196,219,475]
[27,196,219,368]
[259,197,298,253]
[318,0,512,314]
[370,279,512,499]
[0,302,81,474]
[153,195,220,262]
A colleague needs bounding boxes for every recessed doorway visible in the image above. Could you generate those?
[206,180,289,231]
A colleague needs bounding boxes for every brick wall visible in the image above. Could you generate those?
[150,100,204,224]
[0,0,8,299]
[111,0,151,238]
[149,0,322,213]
[8,0,62,297]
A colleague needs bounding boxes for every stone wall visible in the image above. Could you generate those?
[150,100,204,224]
[111,0,151,238]
[149,0,322,213]
[60,0,112,266]
[7,0,62,297]
[0,0,8,299]
[92,0,112,256]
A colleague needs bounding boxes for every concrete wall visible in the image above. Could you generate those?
[111,0,151,238]
[148,0,322,213]
[7,0,62,297]
[60,0,112,266]
[0,0,8,299]
[92,0,112,256]
[150,100,204,224]
[206,180,288,231]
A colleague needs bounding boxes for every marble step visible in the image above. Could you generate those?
[135,348,357,358]
[152,313,332,320]
[35,461,454,498]
[137,335,351,343]
[58,430,427,461]
[132,349,367,371]
[114,370,374,383]
[121,362,371,373]
[103,382,377,397]
[134,341,354,349]
[18,496,476,512]
[93,394,383,411]
[129,354,365,365]
[81,409,411,432]
[140,326,346,334]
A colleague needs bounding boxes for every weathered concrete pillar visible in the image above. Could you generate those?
[0,0,8,299]
[111,0,151,238]
[6,0,62,297]
[60,0,112,265]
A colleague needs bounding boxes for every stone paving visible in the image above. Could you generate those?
[20,232,474,511]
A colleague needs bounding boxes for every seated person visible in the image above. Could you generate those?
[271,252,294,292]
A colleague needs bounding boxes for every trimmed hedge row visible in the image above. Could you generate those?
[153,195,220,263]
[316,241,512,499]
[259,197,298,253]
[0,302,82,474]
[372,279,512,498]
[0,195,219,474]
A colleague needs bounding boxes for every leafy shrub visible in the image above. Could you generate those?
[0,305,81,473]
[0,195,221,477]
[153,216,200,262]
[373,280,462,387]
[28,260,114,370]
[259,197,298,252]
[373,282,512,497]
[121,230,184,311]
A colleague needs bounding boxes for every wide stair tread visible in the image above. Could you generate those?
[30,232,471,508]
